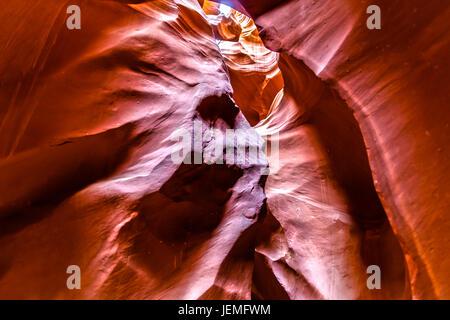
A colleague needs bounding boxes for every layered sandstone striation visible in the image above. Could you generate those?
[0,0,448,300]
[203,1,283,125]
[0,0,266,299]
[212,0,450,299]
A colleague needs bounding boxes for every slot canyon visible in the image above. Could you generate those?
[0,0,449,300]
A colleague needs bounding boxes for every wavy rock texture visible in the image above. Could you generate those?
[0,0,449,300]
[0,0,267,299]
[211,0,450,299]
[203,2,283,125]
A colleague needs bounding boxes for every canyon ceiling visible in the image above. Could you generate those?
[0,0,449,300]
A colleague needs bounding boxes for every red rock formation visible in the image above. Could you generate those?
[212,0,450,299]
[0,0,448,300]
[0,0,266,299]
[203,1,283,125]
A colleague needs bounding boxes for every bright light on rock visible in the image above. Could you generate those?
[219,4,232,18]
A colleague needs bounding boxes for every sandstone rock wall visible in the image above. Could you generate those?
[212,0,450,299]
[0,0,448,300]
[0,0,266,299]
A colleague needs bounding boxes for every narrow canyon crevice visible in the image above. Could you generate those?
[204,1,410,299]
[0,0,448,299]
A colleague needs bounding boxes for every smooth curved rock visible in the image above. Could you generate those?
[0,0,448,300]
[203,1,283,125]
[251,0,450,299]
[0,0,266,299]
[213,0,449,299]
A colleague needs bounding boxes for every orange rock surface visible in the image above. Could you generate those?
[0,0,449,299]
[213,0,450,299]
[0,0,266,299]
